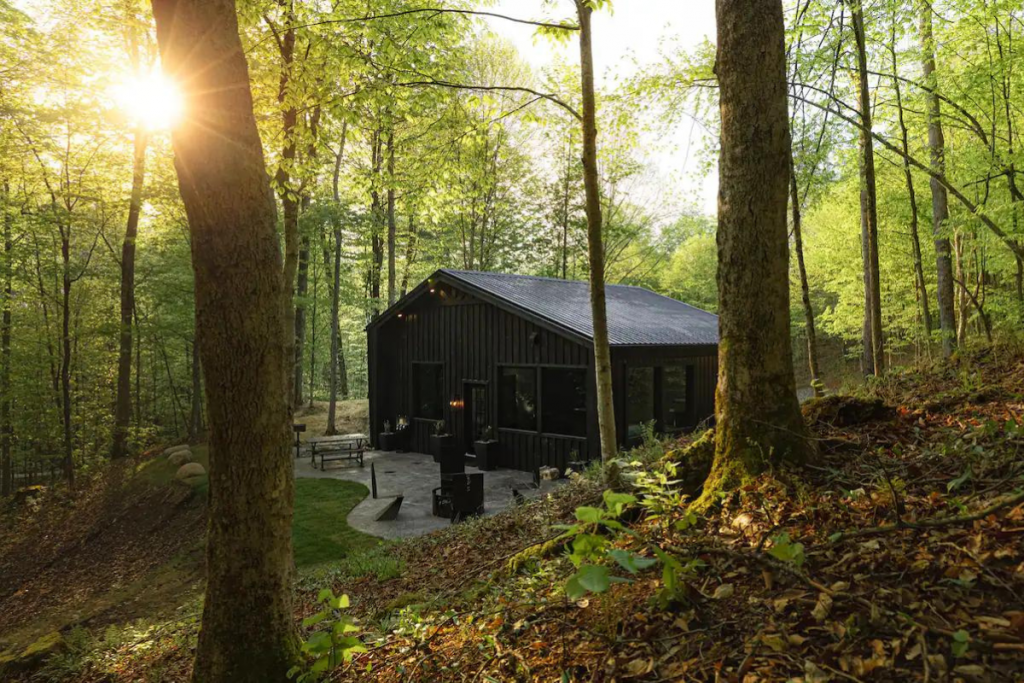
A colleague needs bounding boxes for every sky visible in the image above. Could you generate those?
[486,0,720,215]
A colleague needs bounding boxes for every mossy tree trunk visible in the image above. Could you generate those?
[708,0,811,496]
[150,0,299,680]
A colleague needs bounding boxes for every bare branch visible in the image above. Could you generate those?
[397,80,582,121]
[296,8,578,33]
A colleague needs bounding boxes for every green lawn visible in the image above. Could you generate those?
[141,447,379,567]
[292,478,380,567]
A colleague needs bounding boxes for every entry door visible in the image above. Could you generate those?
[464,383,489,453]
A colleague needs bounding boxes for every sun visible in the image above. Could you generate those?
[113,70,184,131]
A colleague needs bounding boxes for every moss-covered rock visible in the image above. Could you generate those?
[0,631,64,675]
[801,395,895,428]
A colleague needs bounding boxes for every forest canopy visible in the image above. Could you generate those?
[2,0,1023,486]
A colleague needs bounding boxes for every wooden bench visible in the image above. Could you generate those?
[308,434,368,471]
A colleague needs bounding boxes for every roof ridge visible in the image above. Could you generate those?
[441,268,641,291]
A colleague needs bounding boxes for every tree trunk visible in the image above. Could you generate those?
[562,132,572,279]
[294,233,308,407]
[151,1,298,680]
[955,231,968,345]
[400,216,417,297]
[112,128,148,459]
[386,128,397,306]
[60,228,73,486]
[274,2,299,410]
[574,1,617,465]
[707,0,811,495]
[294,106,321,408]
[327,123,348,435]
[1,180,12,496]
[851,1,884,376]
[920,1,957,357]
[189,333,202,442]
[369,130,384,316]
[308,244,317,407]
[789,153,823,398]
[889,21,932,337]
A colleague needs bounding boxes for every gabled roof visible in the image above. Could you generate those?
[369,269,719,347]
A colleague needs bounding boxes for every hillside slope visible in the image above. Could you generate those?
[4,354,1024,682]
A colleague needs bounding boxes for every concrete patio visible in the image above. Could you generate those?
[294,450,560,539]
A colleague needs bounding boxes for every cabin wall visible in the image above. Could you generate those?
[370,284,599,472]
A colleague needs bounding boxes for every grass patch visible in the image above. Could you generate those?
[293,479,380,567]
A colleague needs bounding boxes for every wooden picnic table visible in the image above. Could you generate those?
[307,433,369,471]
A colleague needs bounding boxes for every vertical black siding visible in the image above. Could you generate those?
[369,282,718,471]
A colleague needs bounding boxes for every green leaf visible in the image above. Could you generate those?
[565,574,586,600]
[609,549,657,574]
[952,630,970,657]
[767,532,805,567]
[575,506,604,523]
[603,490,637,516]
[575,564,612,593]
[303,631,333,654]
[302,610,328,628]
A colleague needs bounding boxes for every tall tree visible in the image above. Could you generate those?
[150,0,298,680]
[850,0,884,376]
[326,123,348,435]
[920,0,957,357]
[789,154,823,397]
[1,180,12,496]
[574,0,617,466]
[112,125,149,459]
[705,0,810,495]
[888,14,932,340]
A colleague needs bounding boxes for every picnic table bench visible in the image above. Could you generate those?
[308,434,369,471]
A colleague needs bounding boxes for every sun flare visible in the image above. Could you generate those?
[113,70,183,131]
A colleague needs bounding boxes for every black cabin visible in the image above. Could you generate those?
[367,270,719,472]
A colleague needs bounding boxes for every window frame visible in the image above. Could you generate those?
[539,366,589,438]
[623,363,697,441]
[411,361,445,422]
[497,365,539,432]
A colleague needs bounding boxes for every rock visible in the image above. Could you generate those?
[168,449,192,466]
[164,444,190,457]
[801,395,895,428]
[175,462,206,480]
[0,631,64,673]
[13,485,45,506]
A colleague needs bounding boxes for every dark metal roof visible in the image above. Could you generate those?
[437,269,719,347]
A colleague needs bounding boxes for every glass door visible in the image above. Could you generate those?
[464,383,489,452]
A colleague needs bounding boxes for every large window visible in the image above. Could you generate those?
[413,363,444,420]
[626,366,655,442]
[663,365,692,430]
[499,367,537,431]
[541,368,587,436]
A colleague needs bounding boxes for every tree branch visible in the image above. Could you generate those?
[297,8,578,33]
[397,80,582,121]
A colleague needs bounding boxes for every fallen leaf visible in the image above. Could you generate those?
[713,583,735,600]
[811,593,833,622]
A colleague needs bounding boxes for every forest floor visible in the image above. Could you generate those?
[0,399,375,676]
[3,357,1024,681]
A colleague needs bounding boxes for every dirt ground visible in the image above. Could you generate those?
[294,399,369,440]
